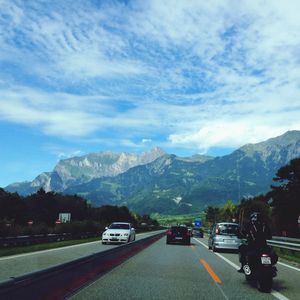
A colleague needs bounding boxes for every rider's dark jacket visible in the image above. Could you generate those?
[240,220,272,249]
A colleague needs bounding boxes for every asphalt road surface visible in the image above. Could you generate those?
[69,236,300,300]
[0,231,164,282]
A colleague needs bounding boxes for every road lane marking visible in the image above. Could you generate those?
[200,259,229,300]
[271,291,290,300]
[278,261,300,272]
[200,259,222,284]
[214,253,291,300]
[194,238,291,300]
[215,253,240,270]
[193,237,300,272]
[193,237,209,248]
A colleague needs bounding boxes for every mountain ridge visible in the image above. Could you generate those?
[5,131,300,214]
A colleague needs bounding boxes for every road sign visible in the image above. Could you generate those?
[194,219,202,228]
[59,213,71,223]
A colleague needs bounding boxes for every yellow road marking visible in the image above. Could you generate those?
[200,259,222,284]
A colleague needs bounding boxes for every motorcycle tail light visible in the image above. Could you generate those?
[261,254,272,265]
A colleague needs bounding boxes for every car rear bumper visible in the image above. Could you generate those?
[214,242,241,250]
[167,237,190,244]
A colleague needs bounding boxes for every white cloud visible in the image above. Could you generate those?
[142,139,152,144]
[0,0,145,81]
[169,122,294,153]
[0,0,300,154]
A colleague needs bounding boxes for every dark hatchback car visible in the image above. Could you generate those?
[192,227,204,238]
[166,226,191,245]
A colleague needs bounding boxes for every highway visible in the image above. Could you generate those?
[0,231,163,283]
[69,236,300,300]
[0,232,299,299]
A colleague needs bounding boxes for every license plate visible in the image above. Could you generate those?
[224,239,234,244]
[175,237,183,240]
[261,256,271,264]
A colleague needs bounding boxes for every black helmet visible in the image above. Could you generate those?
[250,212,261,222]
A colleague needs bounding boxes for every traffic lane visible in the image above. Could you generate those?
[70,237,224,300]
[69,236,274,300]
[212,249,300,300]
[190,239,275,300]
[0,230,164,282]
[194,237,300,300]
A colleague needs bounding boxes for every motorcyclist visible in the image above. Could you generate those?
[237,211,272,273]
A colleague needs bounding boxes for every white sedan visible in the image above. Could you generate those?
[102,222,136,244]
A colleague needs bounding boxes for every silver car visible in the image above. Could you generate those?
[208,222,241,251]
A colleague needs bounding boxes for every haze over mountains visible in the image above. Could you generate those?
[5,131,300,214]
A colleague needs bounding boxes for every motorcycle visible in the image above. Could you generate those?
[242,245,278,292]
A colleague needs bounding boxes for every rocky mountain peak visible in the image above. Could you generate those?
[52,147,165,184]
[5,131,300,211]
[238,130,300,162]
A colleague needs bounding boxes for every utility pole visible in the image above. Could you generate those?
[237,152,241,201]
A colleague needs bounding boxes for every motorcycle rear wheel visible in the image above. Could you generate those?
[257,275,272,293]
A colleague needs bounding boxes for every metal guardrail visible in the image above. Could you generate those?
[0,228,163,248]
[267,236,300,251]
[0,232,101,247]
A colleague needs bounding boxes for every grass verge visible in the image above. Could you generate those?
[0,237,100,257]
[274,247,300,265]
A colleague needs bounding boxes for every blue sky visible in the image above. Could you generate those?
[1,0,300,187]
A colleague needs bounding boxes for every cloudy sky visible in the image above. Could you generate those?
[1,0,300,187]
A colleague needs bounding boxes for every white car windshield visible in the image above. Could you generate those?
[109,224,130,230]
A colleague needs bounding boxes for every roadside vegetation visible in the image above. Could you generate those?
[0,189,159,238]
[204,158,300,264]
[274,247,300,265]
[204,158,300,238]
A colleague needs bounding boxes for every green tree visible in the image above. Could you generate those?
[266,157,300,236]
[221,200,237,222]
[237,195,271,231]
[205,206,220,225]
